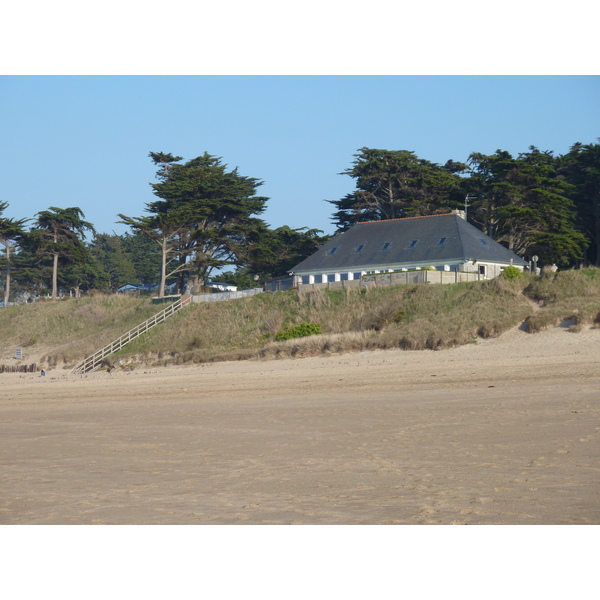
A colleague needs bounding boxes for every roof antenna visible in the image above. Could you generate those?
[464,195,477,220]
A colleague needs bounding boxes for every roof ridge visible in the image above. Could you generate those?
[357,213,455,225]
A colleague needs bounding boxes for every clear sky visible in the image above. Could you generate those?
[1,75,598,239]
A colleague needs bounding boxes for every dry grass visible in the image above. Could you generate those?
[523,268,600,333]
[3,269,598,370]
[116,275,534,367]
[0,294,162,367]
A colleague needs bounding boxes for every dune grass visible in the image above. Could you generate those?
[523,267,600,332]
[2,268,598,370]
[109,274,535,367]
[0,294,162,367]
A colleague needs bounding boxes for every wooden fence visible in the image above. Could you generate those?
[0,364,37,373]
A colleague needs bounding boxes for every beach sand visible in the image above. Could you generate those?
[1,324,599,525]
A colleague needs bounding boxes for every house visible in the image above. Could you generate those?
[289,211,528,286]
[117,282,178,294]
[204,281,238,292]
[117,283,156,293]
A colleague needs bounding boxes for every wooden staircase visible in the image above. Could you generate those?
[70,295,191,374]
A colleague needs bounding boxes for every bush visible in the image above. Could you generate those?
[502,265,522,280]
[274,322,322,341]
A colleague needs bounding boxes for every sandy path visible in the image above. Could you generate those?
[1,325,599,524]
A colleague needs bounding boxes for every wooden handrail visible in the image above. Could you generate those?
[70,295,191,374]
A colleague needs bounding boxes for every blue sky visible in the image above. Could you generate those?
[1,75,598,238]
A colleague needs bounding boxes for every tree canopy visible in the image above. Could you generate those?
[120,151,269,296]
[329,145,595,266]
[328,148,466,231]
[558,141,600,265]
[464,147,588,265]
[233,224,328,281]
[0,201,28,305]
[29,207,95,299]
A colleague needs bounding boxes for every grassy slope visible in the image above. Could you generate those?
[522,268,600,332]
[0,294,163,367]
[1,269,599,370]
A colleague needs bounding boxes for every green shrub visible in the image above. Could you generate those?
[502,265,522,280]
[275,322,322,341]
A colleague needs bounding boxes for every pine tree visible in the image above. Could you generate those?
[30,207,95,299]
[0,201,28,306]
[328,148,465,231]
[558,141,600,265]
[120,152,269,297]
[466,148,586,265]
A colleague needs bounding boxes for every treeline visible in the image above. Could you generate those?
[330,142,600,267]
[1,142,599,304]
[0,151,328,303]
[0,205,162,304]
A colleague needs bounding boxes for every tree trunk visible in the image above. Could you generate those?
[506,227,515,251]
[595,202,600,266]
[52,251,59,300]
[3,241,10,307]
[189,274,203,294]
[158,237,167,298]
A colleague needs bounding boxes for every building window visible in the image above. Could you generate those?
[381,242,391,250]
[437,237,447,245]
[328,246,339,255]
[479,265,486,276]
[407,239,418,248]
[355,244,366,252]
[480,239,489,246]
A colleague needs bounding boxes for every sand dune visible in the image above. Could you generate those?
[1,324,599,524]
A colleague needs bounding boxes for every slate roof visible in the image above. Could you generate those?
[290,213,527,274]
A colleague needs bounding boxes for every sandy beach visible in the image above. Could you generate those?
[1,324,599,525]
